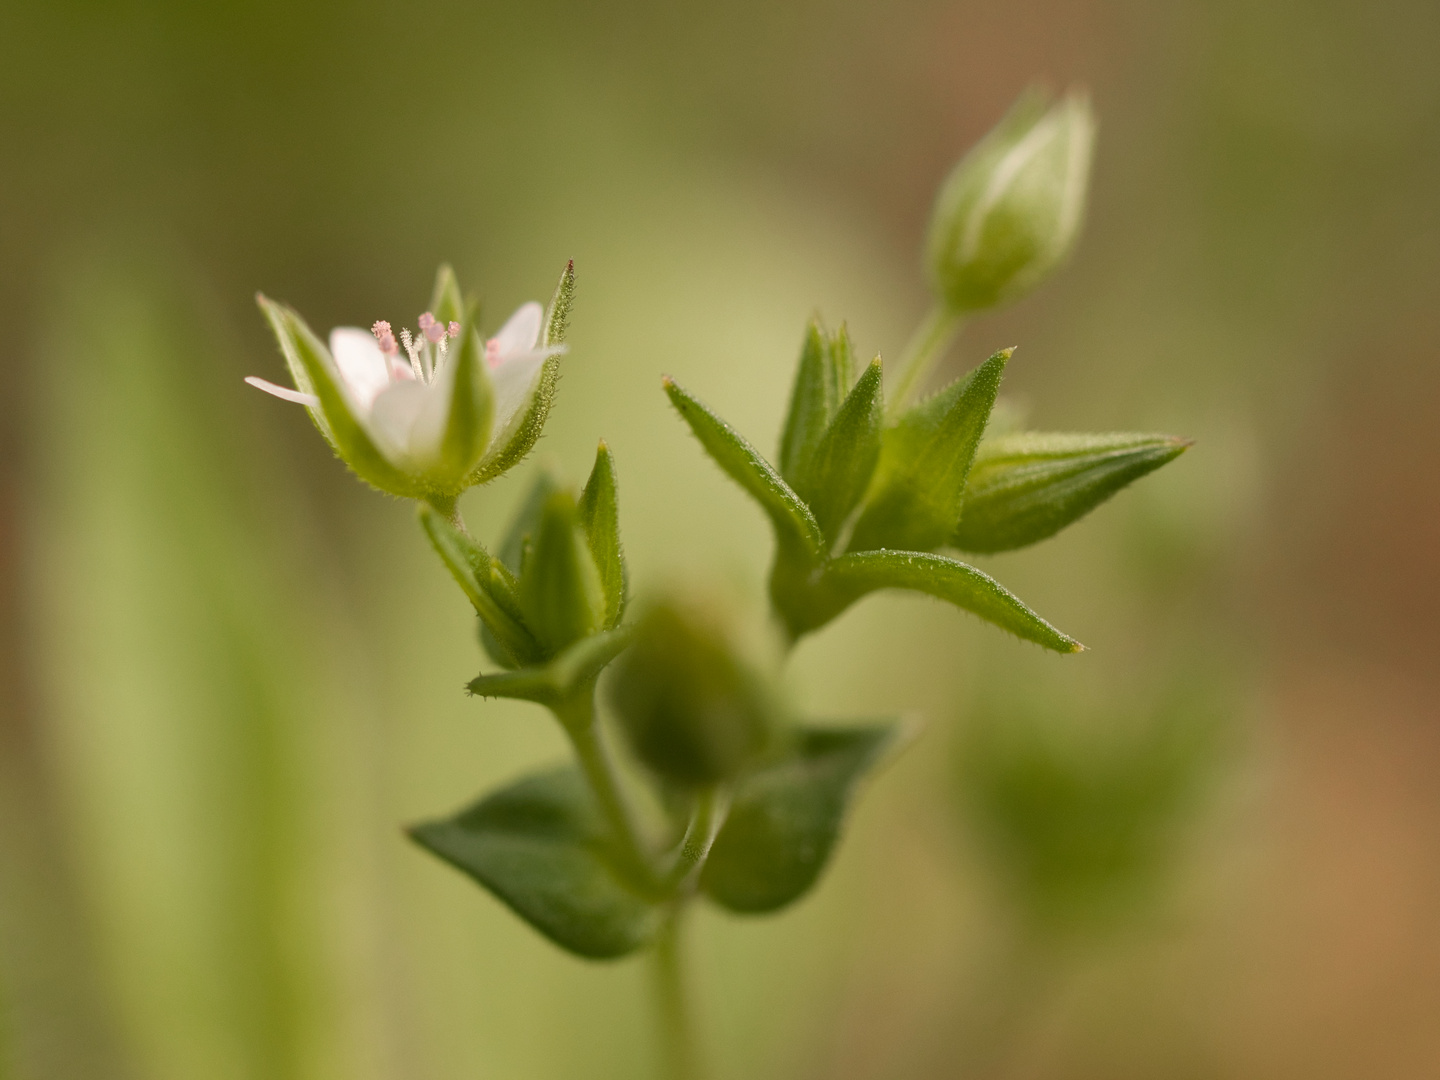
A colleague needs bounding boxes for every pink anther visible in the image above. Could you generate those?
[419,311,446,343]
[371,320,399,354]
[447,321,461,339]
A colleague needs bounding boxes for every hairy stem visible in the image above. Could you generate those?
[886,303,963,417]
[553,688,652,886]
[663,787,730,893]
[424,493,467,534]
[652,909,703,1080]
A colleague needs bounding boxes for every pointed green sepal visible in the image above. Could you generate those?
[467,625,634,706]
[663,376,825,560]
[701,723,902,912]
[578,440,627,629]
[431,314,495,488]
[821,549,1082,652]
[256,294,424,498]
[464,261,574,485]
[408,767,662,959]
[794,356,884,540]
[778,320,855,487]
[429,263,468,327]
[417,505,543,668]
[516,488,607,656]
[953,432,1190,552]
[849,349,1009,553]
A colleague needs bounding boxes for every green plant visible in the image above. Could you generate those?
[248,87,1187,1079]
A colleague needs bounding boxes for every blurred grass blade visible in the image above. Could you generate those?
[577,441,627,629]
[664,376,825,559]
[824,549,1082,652]
[429,263,467,326]
[849,349,1009,553]
[701,724,899,913]
[408,768,662,959]
[794,356,884,540]
[953,432,1190,552]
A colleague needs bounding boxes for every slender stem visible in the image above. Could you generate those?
[886,303,964,417]
[651,908,703,1080]
[423,493,467,534]
[553,688,652,885]
[662,787,730,893]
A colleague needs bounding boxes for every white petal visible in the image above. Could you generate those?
[488,349,549,442]
[245,376,320,407]
[329,327,393,411]
[366,381,432,465]
[490,301,544,359]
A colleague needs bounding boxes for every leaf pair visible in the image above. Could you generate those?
[420,441,627,674]
[664,371,1079,651]
[409,723,898,958]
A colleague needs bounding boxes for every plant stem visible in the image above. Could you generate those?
[424,493,467,534]
[886,303,963,417]
[663,787,729,892]
[652,908,703,1080]
[553,688,652,885]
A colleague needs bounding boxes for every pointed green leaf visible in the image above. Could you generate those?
[701,724,899,913]
[849,349,1009,553]
[953,432,1190,553]
[794,356,884,540]
[468,625,634,705]
[417,506,542,668]
[429,263,467,327]
[823,549,1082,652]
[663,376,825,560]
[778,320,853,486]
[578,440,627,628]
[409,767,662,959]
[256,295,423,498]
[543,259,575,347]
[517,489,606,655]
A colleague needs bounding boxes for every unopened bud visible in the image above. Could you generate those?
[608,599,774,786]
[927,89,1095,314]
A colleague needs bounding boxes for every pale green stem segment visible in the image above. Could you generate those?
[652,909,704,1080]
[552,688,653,886]
[424,493,467,535]
[663,787,729,893]
[887,303,965,418]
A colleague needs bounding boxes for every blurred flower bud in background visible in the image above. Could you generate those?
[608,597,775,786]
[927,89,1095,314]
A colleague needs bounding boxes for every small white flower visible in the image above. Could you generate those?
[249,300,564,492]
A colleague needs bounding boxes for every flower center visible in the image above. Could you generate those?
[372,313,460,385]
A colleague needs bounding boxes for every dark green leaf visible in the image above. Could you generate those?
[417,506,541,668]
[701,724,899,913]
[409,767,662,959]
[849,349,1008,553]
[517,489,606,655]
[777,320,854,486]
[794,356,884,540]
[823,549,1082,653]
[577,440,627,628]
[664,376,825,559]
[953,432,1190,553]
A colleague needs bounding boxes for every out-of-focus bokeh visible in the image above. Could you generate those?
[2,0,1438,1077]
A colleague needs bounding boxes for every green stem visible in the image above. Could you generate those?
[424,493,467,534]
[663,787,729,893]
[553,688,652,885]
[886,303,963,417]
[651,909,703,1080]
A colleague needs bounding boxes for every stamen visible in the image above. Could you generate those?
[419,311,446,344]
[400,327,425,382]
[485,337,501,369]
[371,320,399,355]
[447,321,461,339]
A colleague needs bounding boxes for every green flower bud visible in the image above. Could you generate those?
[927,89,1095,314]
[608,600,774,787]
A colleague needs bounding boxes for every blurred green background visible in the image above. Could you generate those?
[2,0,1438,1077]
